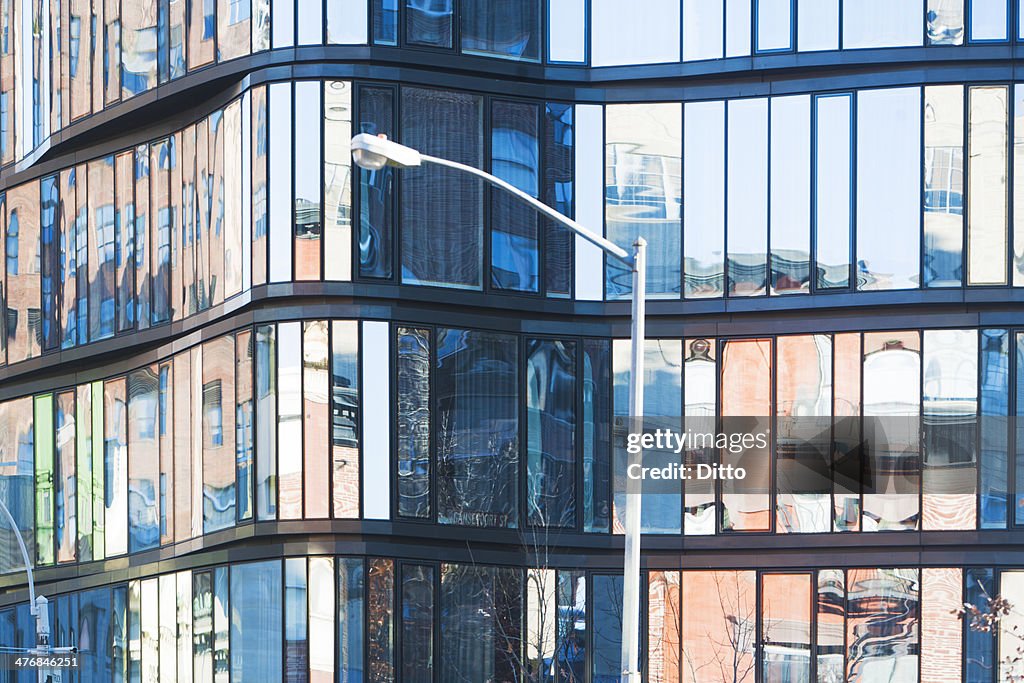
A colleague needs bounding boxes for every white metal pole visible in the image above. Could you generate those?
[620,237,646,683]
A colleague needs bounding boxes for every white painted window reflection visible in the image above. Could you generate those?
[968,85,1009,285]
[857,87,921,290]
[725,0,751,57]
[970,0,1008,40]
[683,0,724,61]
[327,0,369,44]
[549,0,586,62]
[843,0,924,48]
[797,0,838,51]
[757,0,792,52]
[591,0,680,66]
[271,0,295,47]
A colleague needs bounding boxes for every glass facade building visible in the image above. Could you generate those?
[3,0,1024,681]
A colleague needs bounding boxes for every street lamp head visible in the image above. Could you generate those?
[350,133,422,170]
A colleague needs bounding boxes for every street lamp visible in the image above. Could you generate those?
[0,497,51,658]
[351,132,647,683]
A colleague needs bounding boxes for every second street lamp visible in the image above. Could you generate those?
[350,132,648,683]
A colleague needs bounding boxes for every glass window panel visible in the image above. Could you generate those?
[727,98,768,296]
[136,145,151,330]
[548,0,585,62]
[605,103,682,299]
[331,320,359,518]
[980,329,1008,529]
[177,571,193,683]
[159,574,177,681]
[757,0,792,51]
[255,324,277,520]
[128,366,160,552]
[862,331,921,531]
[197,116,213,310]
[726,0,752,57]
[797,0,839,50]
[169,132,185,320]
[833,333,861,531]
[1001,571,1024,680]
[228,561,282,683]
[592,575,624,681]
[843,0,924,48]
[69,0,91,119]
[191,345,203,538]
[327,0,367,43]
[285,557,308,676]
[76,164,90,332]
[1014,85,1024,284]
[105,377,128,556]
[920,568,962,683]
[814,94,851,289]
[439,563,522,681]
[682,0,724,61]
[928,0,965,44]
[461,0,539,61]
[400,564,434,682]
[583,339,611,533]
[592,0,679,66]
[294,81,322,281]
[965,567,995,680]
[158,363,173,545]
[307,557,336,679]
[401,87,483,289]
[268,83,292,283]
[173,352,193,541]
[770,95,811,294]
[193,571,213,683]
[397,326,430,519]
[250,86,267,286]
[141,578,159,683]
[682,338,717,535]
[338,557,365,680]
[846,569,919,681]
[436,328,518,527]
[684,100,726,298]
[324,81,352,281]
[542,102,573,298]
[216,0,250,60]
[816,570,845,679]
[524,568,556,682]
[613,338,683,534]
[647,571,680,683]
[252,0,269,49]
[367,558,395,681]
[857,87,921,290]
[222,101,242,299]
[242,93,252,293]
[169,0,186,77]
[235,331,253,522]
[88,381,106,560]
[34,394,53,565]
[721,339,771,531]
[968,85,1009,285]
[776,335,832,534]
[64,393,86,560]
[129,579,142,680]
[104,0,121,106]
[922,329,977,530]
[923,85,964,287]
[373,0,398,44]
[78,587,113,680]
[526,338,576,527]
[187,0,215,68]
[357,86,394,280]
[303,320,329,518]
[491,100,540,292]
[406,0,452,47]
[970,0,1007,39]
[682,571,757,683]
[59,169,78,347]
[0,397,34,573]
[278,321,302,519]
[761,574,811,682]
[203,336,236,532]
[115,152,136,332]
[7,182,41,362]
[88,157,117,341]
[121,0,157,96]
[40,175,59,351]
[216,568,232,681]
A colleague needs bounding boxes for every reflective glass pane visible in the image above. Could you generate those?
[833,333,861,531]
[169,0,186,77]
[193,571,213,682]
[815,94,851,289]
[331,321,359,518]
[251,86,268,286]
[583,339,611,533]
[158,364,173,545]
[222,101,242,299]
[846,569,919,681]
[304,320,329,518]
[277,321,302,519]
[255,324,276,520]
[684,101,725,298]
[285,558,308,676]
[252,0,269,49]
[55,391,76,563]
[1013,85,1024,284]
[526,338,576,527]
[862,332,920,531]
[816,569,845,679]
[683,0,724,61]
[922,329,977,530]
[69,0,92,119]
[927,0,964,44]
[235,332,253,522]
[373,0,398,44]
[726,0,751,57]
[35,395,54,565]
[309,557,335,680]
[605,103,682,299]
[683,338,716,535]
[401,87,483,289]
[115,152,136,332]
[357,86,394,280]
[592,0,679,66]
[122,0,157,96]
[324,81,352,281]
[327,0,368,43]
[128,366,160,552]
[367,558,394,680]
[216,0,250,60]
[757,0,792,51]
[491,100,540,292]
[436,328,518,527]
[968,85,1008,285]
[770,95,811,294]
[397,326,430,519]
[923,85,964,287]
[268,83,292,283]
[0,397,34,573]
[682,571,757,683]
[7,182,41,362]
[294,81,322,281]
[173,352,192,540]
[105,378,129,556]
[965,567,995,680]
[721,339,771,531]
[406,0,452,47]
[647,571,680,683]
[857,88,921,290]
[136,145,151,330]
[727,98,768,296]
[187,0,215,68]
[980,329,1009,529]
[338,558,365,680]
[89,157,117,341]
[920,568,962,683]
[228,561,281,681]
[592,575,624,681]
[461,0,540,61]
[203,336,236,532]
[970,0,1008,40]
[548,0,585,62]
[762,574,811,682]
[797,0,839,50]
[542,102,573,297]
[843,0,924,48]
[40,175,59,350]
[400,564,434,682]
[59,169,78,347]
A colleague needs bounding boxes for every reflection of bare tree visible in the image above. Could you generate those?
[684,573,757,683]
[956,584,1024,682]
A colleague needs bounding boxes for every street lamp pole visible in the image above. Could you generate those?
[350,133,647,683]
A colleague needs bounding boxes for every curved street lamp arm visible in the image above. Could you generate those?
[0,497,36,615]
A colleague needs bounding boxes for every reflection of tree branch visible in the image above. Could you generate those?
[955,581,1024,682]
[682,572,756,683]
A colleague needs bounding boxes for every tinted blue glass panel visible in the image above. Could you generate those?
[338,557,365,680]
[406,0,452,47]
[491,100,539,292]
[965,568,995,680]
[231,560,282,682]
[543,102,573,297]
[461,0,540,60]
[592,575,624,681]
[981,329,1009,529]
[40,176,59,351]
[526,338,576,527]
[357,86,394,279]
